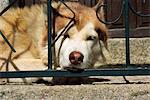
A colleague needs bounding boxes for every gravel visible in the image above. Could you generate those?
[0,84,150,100]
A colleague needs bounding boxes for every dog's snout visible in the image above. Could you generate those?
[69,51,84,65]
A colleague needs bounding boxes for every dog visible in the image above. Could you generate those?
[52,0,108,71]
[0,0,109,84]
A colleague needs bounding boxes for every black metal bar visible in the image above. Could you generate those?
[0,31,16,52]
[124,0,130,66]
[47,0,52,69]
[0,68,150,78]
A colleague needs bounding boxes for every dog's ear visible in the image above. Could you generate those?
[96,25,108,50]
[93,0,108,49]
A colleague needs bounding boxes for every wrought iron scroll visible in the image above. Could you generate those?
[96,0,150,25]
[96,1,124,25]
[128,1,150,17]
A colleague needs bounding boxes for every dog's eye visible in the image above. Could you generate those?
[87,36,96,41]
[95,29,102,33]
[95,29,102,34]
[64,34,70,38]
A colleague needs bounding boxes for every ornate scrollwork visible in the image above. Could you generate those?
[96,0,150,25]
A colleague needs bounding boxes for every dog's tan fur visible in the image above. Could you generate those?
[0,5,47,59]
[0,1,108,83]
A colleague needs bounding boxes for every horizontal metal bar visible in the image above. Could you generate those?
[0,68,149,78]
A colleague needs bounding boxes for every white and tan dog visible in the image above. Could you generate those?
[52,0,108,71]
[0,0,108,83]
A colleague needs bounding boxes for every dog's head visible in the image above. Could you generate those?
[52,1,108,71]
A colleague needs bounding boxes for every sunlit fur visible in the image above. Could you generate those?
[0,1,108,70]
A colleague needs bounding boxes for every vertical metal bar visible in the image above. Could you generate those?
[47,0,52,69]
[124,0,130,66]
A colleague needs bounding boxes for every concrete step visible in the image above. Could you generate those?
[0,84,150,100]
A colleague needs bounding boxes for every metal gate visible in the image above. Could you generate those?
[0,0,150,78]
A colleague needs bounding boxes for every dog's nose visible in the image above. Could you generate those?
[69,51,84,65]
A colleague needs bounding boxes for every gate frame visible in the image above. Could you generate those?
[0,0,150,78]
